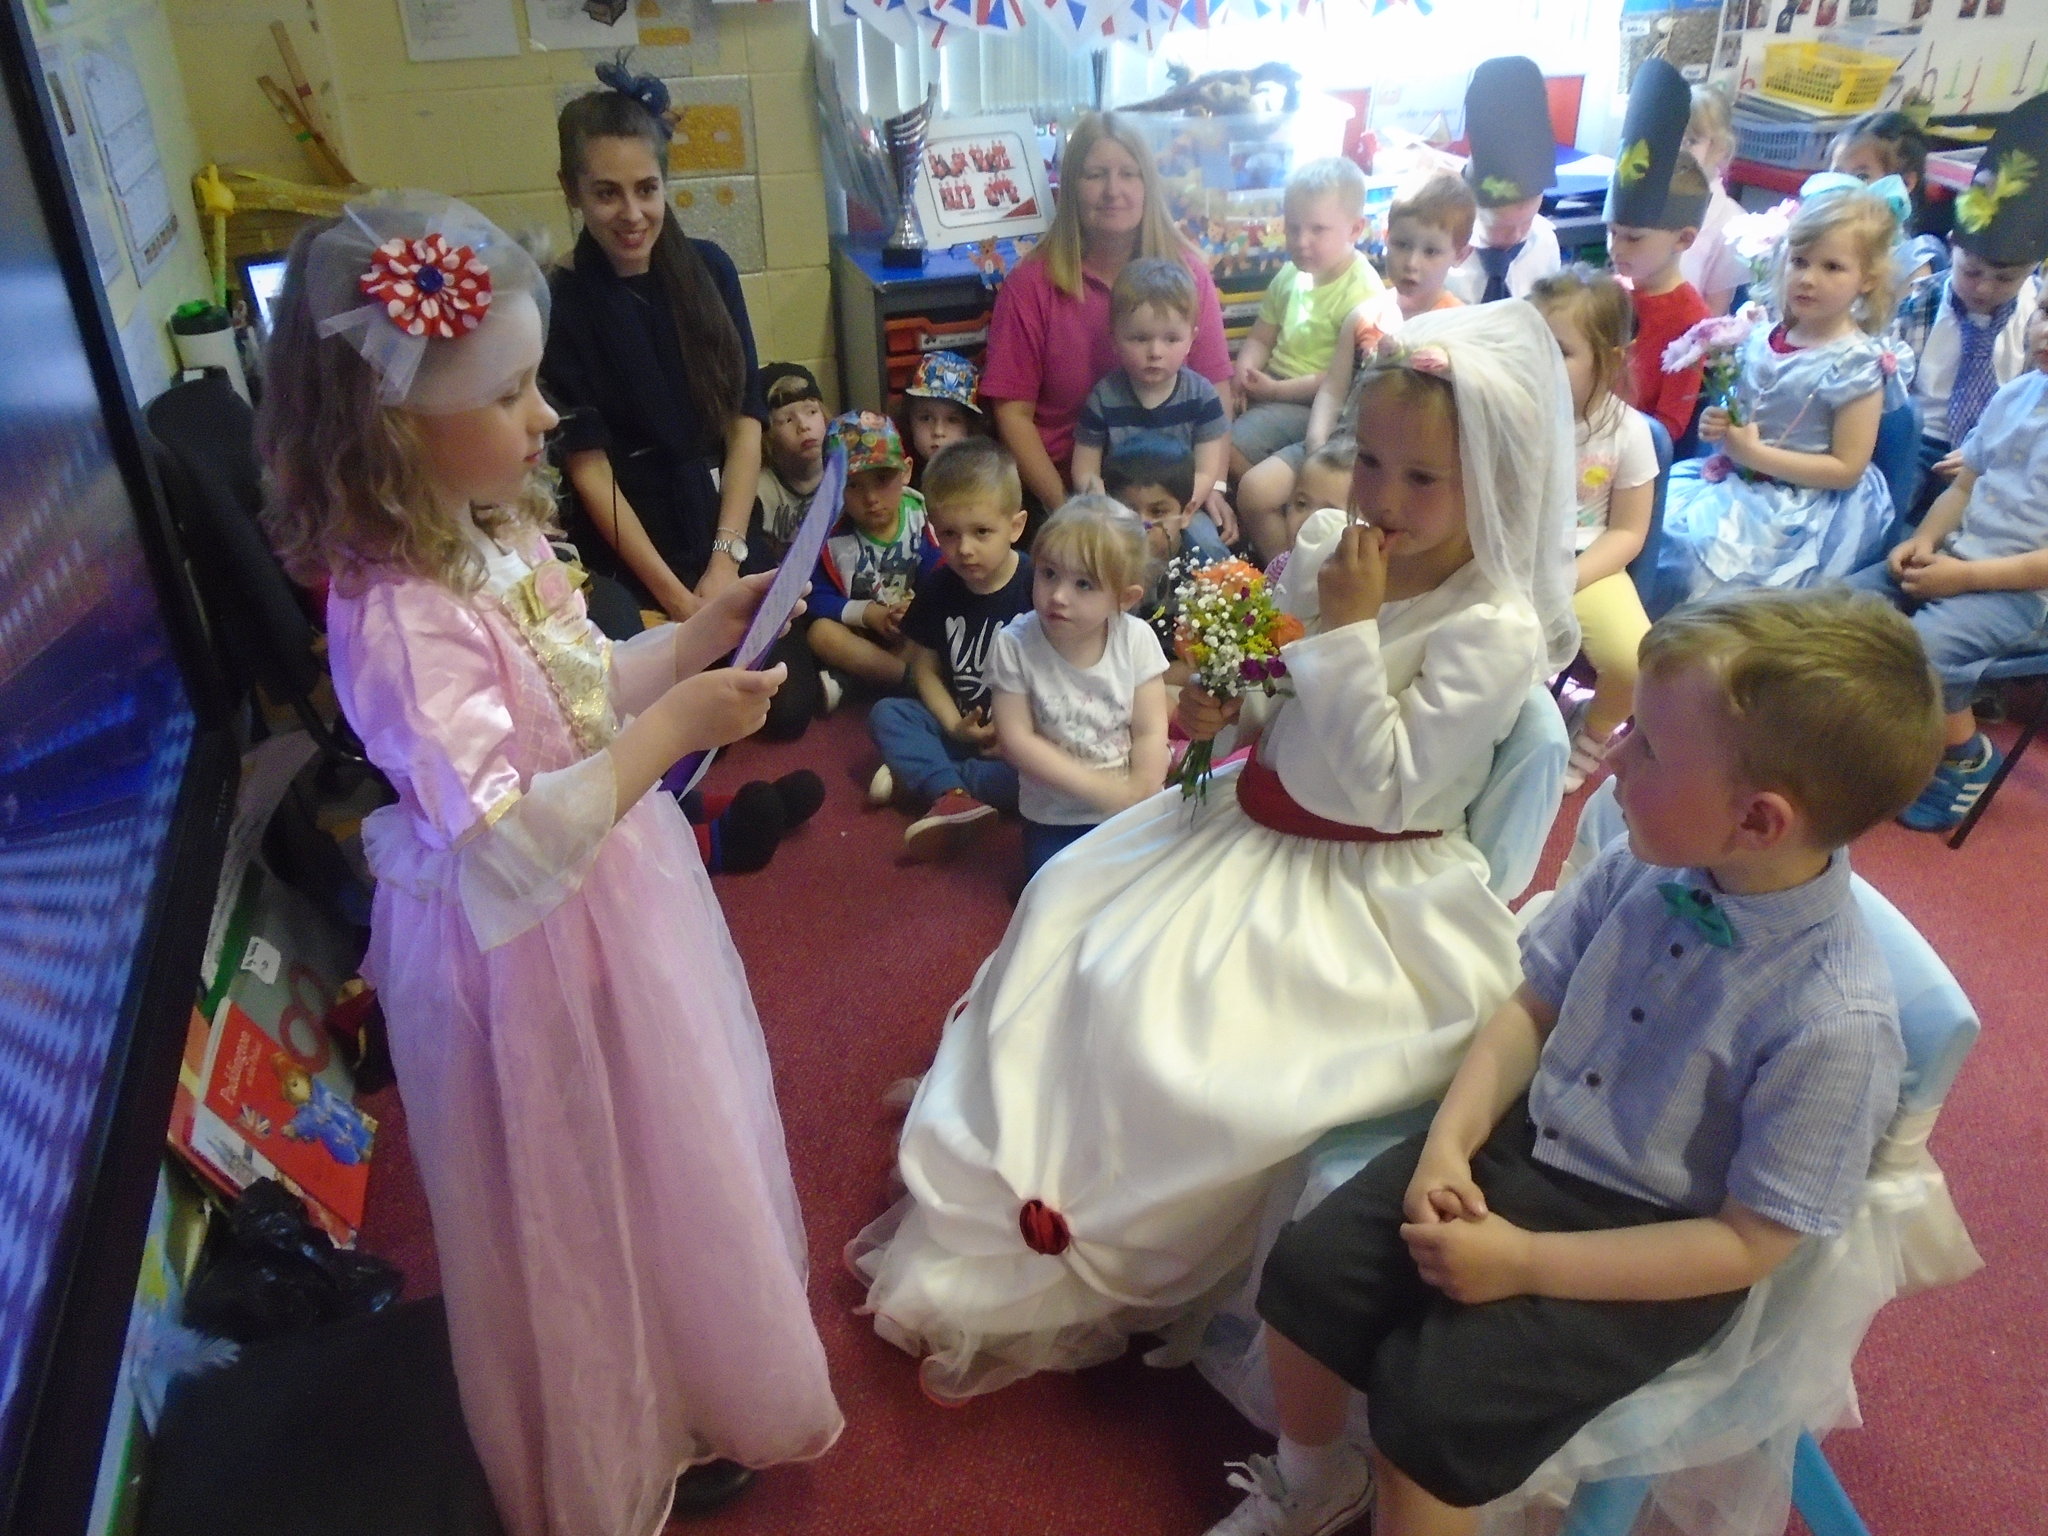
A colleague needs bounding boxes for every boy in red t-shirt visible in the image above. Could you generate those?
[1605,58,1712,444]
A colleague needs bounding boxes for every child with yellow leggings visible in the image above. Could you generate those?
[1532,268,1658,790]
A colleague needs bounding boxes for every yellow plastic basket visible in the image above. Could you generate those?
[1760,42,1900,115]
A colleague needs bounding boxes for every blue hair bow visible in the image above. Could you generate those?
[1799,170,1912,224]
[595,54,672,141]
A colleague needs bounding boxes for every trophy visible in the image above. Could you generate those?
[882,88,937,269]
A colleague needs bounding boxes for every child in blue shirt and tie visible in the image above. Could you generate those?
[1205,587,1944,1536]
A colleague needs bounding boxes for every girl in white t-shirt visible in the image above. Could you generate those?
[987,496,1171,881]
[1532,270,1660,791]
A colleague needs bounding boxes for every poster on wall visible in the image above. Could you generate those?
[400,0,521,61]
[39,45,125,285]
[525,0,639,48]
[74,38,179,289]
[910,114,1054,250]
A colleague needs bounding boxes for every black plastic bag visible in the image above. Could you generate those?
[183,1179,403,1345]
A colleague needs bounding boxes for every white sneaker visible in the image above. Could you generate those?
[819,670,844,716]
[867,764,895,806]
[1204,1450,1374,1536]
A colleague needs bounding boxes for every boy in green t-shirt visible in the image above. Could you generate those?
[1228,156,1385,478]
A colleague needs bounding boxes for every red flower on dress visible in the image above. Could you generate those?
[1878,349,1899,377]
[360,233,493,340]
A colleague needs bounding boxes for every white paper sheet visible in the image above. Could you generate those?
[38,46,125,285]
[74,38,179,287]
[399,0,522,61]
[524,0,639,49]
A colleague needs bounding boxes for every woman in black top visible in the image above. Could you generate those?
[544,73,819,732]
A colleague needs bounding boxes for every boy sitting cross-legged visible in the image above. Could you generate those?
[807,410,939,700]
[1206,586,1944,1536]
[867,437,1035,861]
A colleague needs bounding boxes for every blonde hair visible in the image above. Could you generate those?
[1639,588,1944,848]
[923,436,1023,517]
[1303,434,1357,481]
[1033,494,1150,598]
[1034,113,1198,300]
[1389,169,1477,250]
[1352,359,1459,443]
[1765,187,1905,333]
[1687,82,1736,176]
[257,221,548,590]
[1285,156,1368,219]
[1110,256,1198,326]
[1528,265,1636,425]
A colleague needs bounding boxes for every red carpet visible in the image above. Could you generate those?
[355,703,2048,1534]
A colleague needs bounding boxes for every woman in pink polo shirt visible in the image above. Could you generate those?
[983,113,1233,517]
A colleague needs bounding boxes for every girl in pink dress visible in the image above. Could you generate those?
[256,193,841,1536]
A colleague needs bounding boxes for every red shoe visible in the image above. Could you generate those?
[903,788,998,862]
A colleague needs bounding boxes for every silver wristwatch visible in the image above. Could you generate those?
[710,532,749,564]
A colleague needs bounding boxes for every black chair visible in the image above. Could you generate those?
[143,374,369,777]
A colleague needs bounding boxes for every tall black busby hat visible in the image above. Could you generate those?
[1606,57,1710,232]
[1953,90,2048,269]
[1463,57,1557,209]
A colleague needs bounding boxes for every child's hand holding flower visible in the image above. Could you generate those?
[1716,417,1763,467]
[1176,687,1241,742]
[1698,405,1731,443]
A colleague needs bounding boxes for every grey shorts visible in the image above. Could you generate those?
[1231,401,1314,465]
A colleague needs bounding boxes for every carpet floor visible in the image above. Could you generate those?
[355,701,2048,1535]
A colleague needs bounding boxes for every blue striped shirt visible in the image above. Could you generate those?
[1520,839,1901,1237]
[1072,366,1227,455]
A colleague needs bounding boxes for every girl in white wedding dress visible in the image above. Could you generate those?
[851,301,1581,1402]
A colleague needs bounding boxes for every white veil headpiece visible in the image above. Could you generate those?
[1365,300,1582,673]
[306,190,548,414]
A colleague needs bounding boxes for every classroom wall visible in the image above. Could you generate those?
[28,0,220,397]
[163,0,838,402]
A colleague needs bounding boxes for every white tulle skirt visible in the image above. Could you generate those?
[850,762,1526,1401]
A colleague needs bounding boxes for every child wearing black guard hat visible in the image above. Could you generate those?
[1604,57,1713,444]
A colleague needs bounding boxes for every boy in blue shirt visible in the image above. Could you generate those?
[1886,91,2048,518]
[1204,588,1944,1536]
[1850,285,2048,832]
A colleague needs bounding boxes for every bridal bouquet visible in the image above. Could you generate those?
[1168,557,1304,800]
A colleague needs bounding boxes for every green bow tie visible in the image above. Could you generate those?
[1658,882,1737,948]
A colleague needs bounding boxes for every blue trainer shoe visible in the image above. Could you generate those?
[1898,738,2004,833]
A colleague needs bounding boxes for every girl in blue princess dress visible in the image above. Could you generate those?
[1661,179,1914,601]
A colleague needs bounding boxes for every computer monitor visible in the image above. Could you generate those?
[234,249,289,340]
[0,1,237,1531]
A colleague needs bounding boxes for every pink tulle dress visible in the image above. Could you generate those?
[327,522,841,1536]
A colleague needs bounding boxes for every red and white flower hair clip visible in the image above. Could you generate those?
[360,233,493,340]
[1372,335,1453,377]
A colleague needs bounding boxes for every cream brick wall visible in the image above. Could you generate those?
[163,0,837,402]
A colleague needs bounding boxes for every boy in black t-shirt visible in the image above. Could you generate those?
[867,439,1035,861]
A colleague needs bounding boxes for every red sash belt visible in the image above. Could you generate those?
[1236,756,1442,844]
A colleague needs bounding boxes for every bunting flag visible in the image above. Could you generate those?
[840,0,1438,50]
[841,0,924,47]
[932,0,1025,31]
